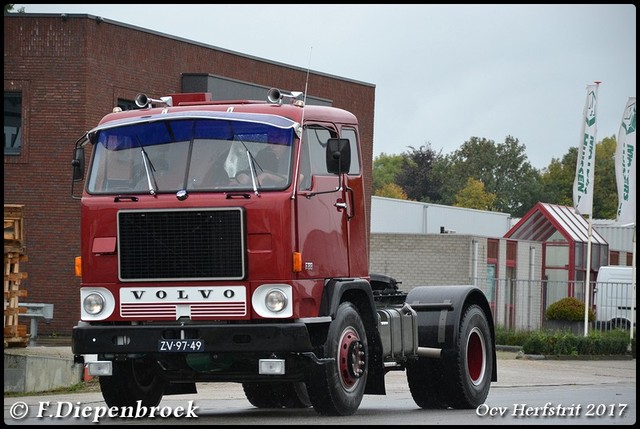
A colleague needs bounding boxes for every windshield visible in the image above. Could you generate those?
[86,116,295,194]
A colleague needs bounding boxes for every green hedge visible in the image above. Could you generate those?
[545,297,595,322]
[495,326,635,357]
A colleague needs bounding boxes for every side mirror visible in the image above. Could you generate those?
[72,147,85,182]
[326,138,351,175]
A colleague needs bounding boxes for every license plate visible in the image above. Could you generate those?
[158,339,204,352]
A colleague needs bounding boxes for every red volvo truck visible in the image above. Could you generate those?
[70,88,497,416]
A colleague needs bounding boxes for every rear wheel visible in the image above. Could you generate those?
[447,304,493,408]
[242,382,311,408]
[99,358,165,410]
[406,358,449,409]
[408,304,493,409]
[305,302,368,416]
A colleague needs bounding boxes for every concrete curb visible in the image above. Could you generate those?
[496,344,634,361]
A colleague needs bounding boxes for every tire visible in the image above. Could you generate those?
[242,382,311,408]
[99,358,166,410]
[446,304,493,408]
[408,304,492,409]
[610,319,631,330]
[406,357,449,409]
[305,302,368,416]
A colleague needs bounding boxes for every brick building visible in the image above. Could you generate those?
[4,13,376,336]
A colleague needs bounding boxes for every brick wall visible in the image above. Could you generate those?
[369,233,476,290]
[370,233,544,330]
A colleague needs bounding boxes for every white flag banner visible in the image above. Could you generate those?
[573,84,598,216]
[615,97,636,225]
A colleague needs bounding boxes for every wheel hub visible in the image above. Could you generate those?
[338,327,365,388]
[466,327,486,385]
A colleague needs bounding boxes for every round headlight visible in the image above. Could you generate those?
[84,292,105,315]
[265,289,287,313]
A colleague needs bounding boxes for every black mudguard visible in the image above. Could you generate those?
[406,285,497,382]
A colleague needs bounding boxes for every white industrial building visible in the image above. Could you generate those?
[369,196,635,331]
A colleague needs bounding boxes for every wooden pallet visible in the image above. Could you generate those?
[4,252,29,347]
[4,204,29,347]
[4,204,24,244]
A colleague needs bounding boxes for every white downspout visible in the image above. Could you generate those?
[529,246,536,330]
[472,240,479,288]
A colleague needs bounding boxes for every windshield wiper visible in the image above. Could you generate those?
[140,145,158,196]
[234,137,263,196]
[245,148,260,196]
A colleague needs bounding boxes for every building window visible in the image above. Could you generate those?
[4,92,22,156]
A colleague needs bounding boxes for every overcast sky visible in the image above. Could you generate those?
[13,4,636,169]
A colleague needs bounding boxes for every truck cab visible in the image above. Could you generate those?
[71,88,496,416]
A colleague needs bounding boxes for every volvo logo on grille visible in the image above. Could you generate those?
[121,286,245,303]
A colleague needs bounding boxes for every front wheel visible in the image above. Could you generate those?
[99,358,166,410]
[305,302,368,416]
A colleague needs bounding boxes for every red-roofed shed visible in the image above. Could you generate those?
[505,202,609,306]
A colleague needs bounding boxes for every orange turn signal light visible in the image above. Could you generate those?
[75,256,82,277]
[292,252,302,273]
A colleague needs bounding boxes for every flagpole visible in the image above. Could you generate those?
[583,215,593,336]
[629,226,636,349]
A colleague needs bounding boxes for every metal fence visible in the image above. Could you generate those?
[470,277,636,334]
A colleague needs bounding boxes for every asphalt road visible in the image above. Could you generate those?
[4,351,636,425]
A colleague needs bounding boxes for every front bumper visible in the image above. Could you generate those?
[72,322,314,355]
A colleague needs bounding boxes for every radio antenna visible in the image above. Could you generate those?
[291,47,312,200]
[302,46,311,107]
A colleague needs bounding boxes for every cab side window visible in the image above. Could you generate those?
[299,125,360,191]
[305,126,334,176]
[299,126,332,191]
[340,127,361,175]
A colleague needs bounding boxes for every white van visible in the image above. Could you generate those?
[594,266,636,330]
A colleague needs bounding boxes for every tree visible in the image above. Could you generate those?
[592,135,618,219]
[454,178,496,210]
[395,144,443,202]
[4,4,25,13]
[438,137,498,207]
[375,182,409,200]
[493,136,542,216]
[436,136,542,216]
[539,148,577,207]
[540,136,618,219]
[372,152,404,196]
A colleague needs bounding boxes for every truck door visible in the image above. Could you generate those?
[295,126,350,278]
[339,127,368,278]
